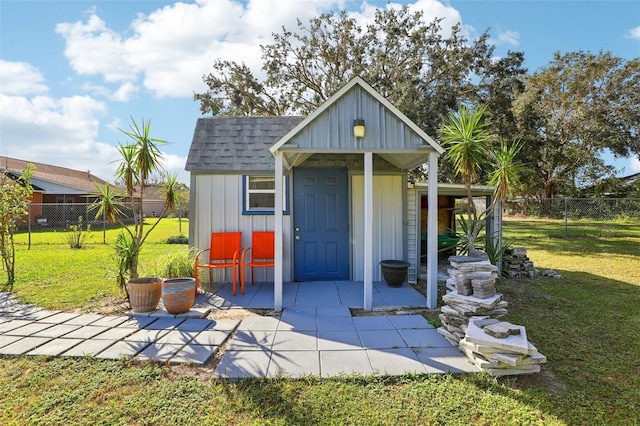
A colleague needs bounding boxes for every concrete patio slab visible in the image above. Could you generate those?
[0,335,23,349]
[317,331,362,351]
[124,329,170,343]
[317,316,355,332]
[0,319,36,333]
[192,330,232,346]
[96,341,149,359]
[64,314,104,326]
[320,350,374,377]
[353,316,395,331]
[398,329,452,348]
[358,329,406,349]
[5,322,54,336]
[388,314,434,329]
[28,338,84,356]
[175,318,214,332]
[272,330,317,351]
[90,316,130,328]
[32,324,81,338]
[61,339,117,357]
[171,344,218,365]
[366,348,428,375]
[225,330,275,351]
[136,343,183,362]
[93,327,137,340]
[236,316,280,331]
[416,347,480,374]
[39,312,80,324]
[214,350,272,379]
[268,350,320,378]
[203,319,240,331]
[0,336,51,355]
[63,325,111,339]
[156,330,199,345]
[144,317,185,330]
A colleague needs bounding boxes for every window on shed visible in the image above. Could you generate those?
[243,176,289,215]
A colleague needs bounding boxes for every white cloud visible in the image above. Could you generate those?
[497,29,519,47]
[0,60,49,96]
[55,0,347,99]
[625,26,640,39]
[0,92,121,181]
[630,156,640,173]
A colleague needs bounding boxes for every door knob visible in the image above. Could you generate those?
[295,236,301,240]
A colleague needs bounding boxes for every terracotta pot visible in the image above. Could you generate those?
[380,260,410,288]
[126,277,162,312]
[162,278,196,315]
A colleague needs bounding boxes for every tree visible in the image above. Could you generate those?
[513,51,640,199]
[93,117,176,289]
[194,7,527,172]
[0,164,34,289]
[440,106,522,253]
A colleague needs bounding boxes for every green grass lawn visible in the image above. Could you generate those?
[0,218,639,425]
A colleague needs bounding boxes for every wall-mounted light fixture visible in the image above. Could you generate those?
[353,119,365,139]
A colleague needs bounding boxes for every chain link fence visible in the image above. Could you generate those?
[503,198,640,237]
[17,203,188,246]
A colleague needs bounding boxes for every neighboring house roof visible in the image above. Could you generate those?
[0,156,107,195]
[186,116,305,173]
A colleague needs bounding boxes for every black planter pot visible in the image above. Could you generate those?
[380,260,410,287]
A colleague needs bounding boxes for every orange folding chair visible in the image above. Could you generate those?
[194,231,242,295]
[239,231,275,295]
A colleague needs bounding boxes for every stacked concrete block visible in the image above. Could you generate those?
[445,254,499,298]
[437,291,508,346]
[459,316,547,376]
[503,247,538,278]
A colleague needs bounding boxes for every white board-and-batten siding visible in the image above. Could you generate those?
[191,174,293,283]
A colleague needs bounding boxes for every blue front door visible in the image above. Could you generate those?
[293,168,349,281]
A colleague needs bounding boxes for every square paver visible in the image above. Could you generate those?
[93,327,137,340]
[63,325,111,339]
[398,329,452,348]
[120,316,159,329]
[316,307,351,318]
[317,316,355,332]
[0,319,33,333]
[5,322,54,336]
[358,329,407,349]
[0,335,23,349]
[272,330,317,351]
[225,330,275,351]
[268,350,320,378]
[144,317,185,330]
[204,319,240,331]
[237,316,280,331]
[388,315,433,329]
[171,344,217,365]
[124,329,170,343]
[353,316,395,331]
[136,343,183,362]
[415,347,480,374]
[317,331,362,351]
[192,330,231,346]
[366,348,428,376]
[320,350,373,377]
[0,336,51,355]
[31,324,81,338]
[64,314,104,326]
[176,318,214,332]
[61,339,117,357]
[278,309,316,331]
[38,312,80,324]
[28,338,84,356]
[214,350,272,379]
[91,316,130,328]
[156,330,199,345]
[96,341,149,359]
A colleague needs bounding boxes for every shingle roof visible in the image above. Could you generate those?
[0,156,107,192]
[185,116,304,172]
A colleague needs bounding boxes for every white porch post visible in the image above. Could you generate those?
[364,151,373,311]
[274,152,284,312]
[426,151,439,308]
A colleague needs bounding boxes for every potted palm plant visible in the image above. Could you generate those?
[93,117,177,312]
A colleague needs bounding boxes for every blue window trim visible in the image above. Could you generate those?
[242,175,290,215]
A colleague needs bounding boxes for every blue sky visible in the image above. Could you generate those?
[1,0,639,184]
